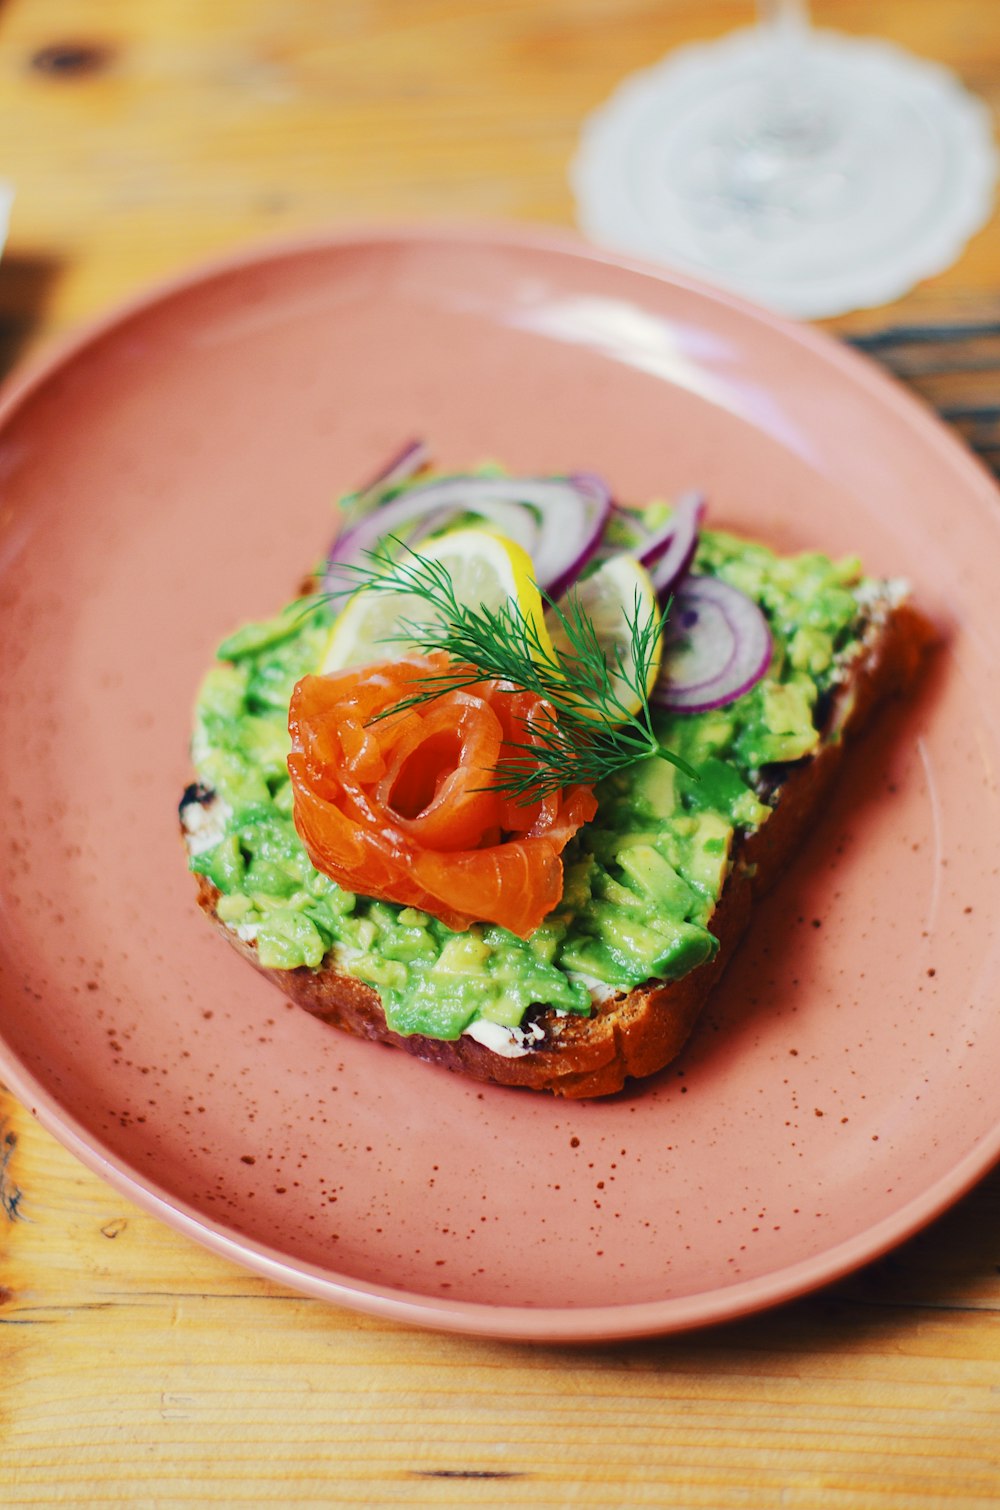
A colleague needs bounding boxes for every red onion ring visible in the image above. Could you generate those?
[543,472,613,597]
[326,487,539,582]
[324,472,611,598]
[645,491,705,599]
[653,574,772,713]
[351,439,430,512]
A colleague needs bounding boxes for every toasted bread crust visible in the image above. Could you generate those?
[188,595,931,1098]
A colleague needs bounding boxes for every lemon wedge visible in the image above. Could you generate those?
[548,554,662,720]
[321,527,556,674]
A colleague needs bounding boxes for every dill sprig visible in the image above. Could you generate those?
[309,543,692,801]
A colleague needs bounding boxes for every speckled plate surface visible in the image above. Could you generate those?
[1,227,998,1342]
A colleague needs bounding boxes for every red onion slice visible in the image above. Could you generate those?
[351,438,430,512]
[324,473,611,598]
[645,491,705,598]
[324,485,540,594]
[541,472,614,597]
[653,574,772,713]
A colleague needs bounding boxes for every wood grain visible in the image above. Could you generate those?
[3,1086,1000,1507]
[1,1,999,1504]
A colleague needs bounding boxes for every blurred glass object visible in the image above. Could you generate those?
[573,2,997,319]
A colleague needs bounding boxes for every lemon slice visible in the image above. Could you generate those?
[321,526,555,673]
[548,554,662,719]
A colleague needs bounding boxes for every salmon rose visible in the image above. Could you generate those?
[287,652,597,937]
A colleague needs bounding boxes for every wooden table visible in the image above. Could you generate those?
[2,3,999,1504]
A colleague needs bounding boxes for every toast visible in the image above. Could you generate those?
[182,557,930,1098]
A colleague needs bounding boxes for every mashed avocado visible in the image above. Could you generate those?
[187,525,869,1042]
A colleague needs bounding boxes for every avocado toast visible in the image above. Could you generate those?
[181,467,929,1097]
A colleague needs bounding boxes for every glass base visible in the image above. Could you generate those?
[573,28,997,319]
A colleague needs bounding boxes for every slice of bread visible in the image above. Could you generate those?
[182,583,931,1098]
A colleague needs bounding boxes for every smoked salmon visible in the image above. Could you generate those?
[287,652,597,936]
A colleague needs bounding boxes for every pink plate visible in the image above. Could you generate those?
[1,226,998,1342]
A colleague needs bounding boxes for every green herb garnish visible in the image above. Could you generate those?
[309,543,692,803]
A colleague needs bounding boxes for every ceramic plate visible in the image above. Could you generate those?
[1,227,998,1342]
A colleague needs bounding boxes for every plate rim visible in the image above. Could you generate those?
[3,1037,1000,1342]
[2,220,999,1342]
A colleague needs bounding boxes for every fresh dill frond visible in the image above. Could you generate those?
[308,542,692,801]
